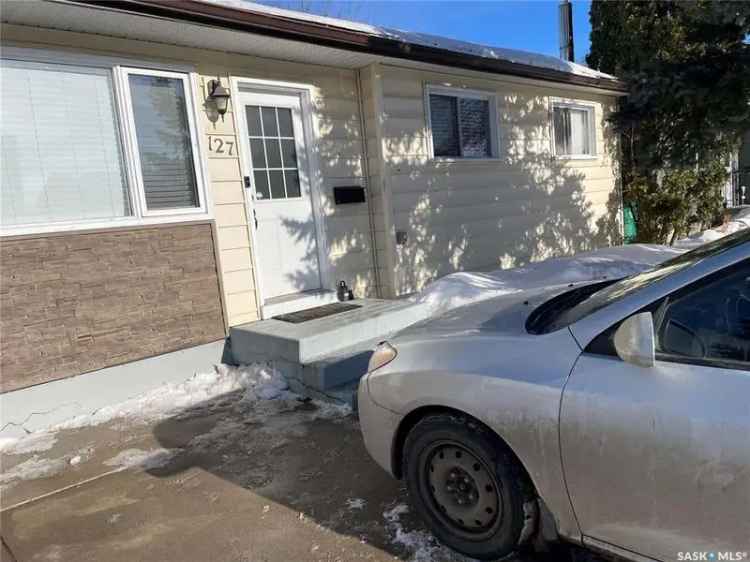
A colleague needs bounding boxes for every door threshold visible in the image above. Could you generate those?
[262,289,339,318]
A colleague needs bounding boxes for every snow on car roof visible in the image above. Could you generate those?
[201,0,617,81]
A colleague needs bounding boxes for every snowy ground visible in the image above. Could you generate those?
[0,370,592,562]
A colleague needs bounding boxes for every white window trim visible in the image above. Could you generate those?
[424,84,500,161]
[549,99,598,160]
[118,67,208,219]
[0,47,210,237]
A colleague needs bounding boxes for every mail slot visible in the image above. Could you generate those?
[333,186,366,205]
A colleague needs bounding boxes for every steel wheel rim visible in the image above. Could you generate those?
[424,442,501,534]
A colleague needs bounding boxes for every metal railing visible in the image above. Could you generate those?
[728,166,750,207]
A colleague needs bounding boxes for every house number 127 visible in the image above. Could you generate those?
[208,136,234,156]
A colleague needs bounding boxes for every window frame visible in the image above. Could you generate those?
[119,66,207,219]
[549,99,598,160]
[0,47,210,237]
[424,84,499,161]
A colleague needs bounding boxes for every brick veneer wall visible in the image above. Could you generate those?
[0,223,226,393]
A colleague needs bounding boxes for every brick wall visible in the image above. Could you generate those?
[0,223,226,393]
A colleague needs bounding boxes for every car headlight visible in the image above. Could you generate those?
[368,342,397,372]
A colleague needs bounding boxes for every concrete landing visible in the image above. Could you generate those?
[230,299,428,392]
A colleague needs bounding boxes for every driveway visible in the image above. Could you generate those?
[1,388,604,562]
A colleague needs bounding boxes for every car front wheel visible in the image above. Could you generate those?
[402,413,536,560]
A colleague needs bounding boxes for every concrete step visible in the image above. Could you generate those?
[230,298,428,393]
[230,298,427,365]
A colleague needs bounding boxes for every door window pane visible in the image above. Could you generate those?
[1,60,130,226]
[128,74,199,210]
[250,138,266,169]
[246,104,302,200]
[277,107,294,137]
[254,170,270,200]
[280,139,297,168]
[265,139,282,168]
[284,170,300,198]
[261,107,278,137]
[656,261,750,366]
[269,170,285,199]
[246,105,262,136]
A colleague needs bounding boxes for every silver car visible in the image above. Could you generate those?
[358,230,749,562]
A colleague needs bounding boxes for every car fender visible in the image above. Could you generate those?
[366,330,584,541]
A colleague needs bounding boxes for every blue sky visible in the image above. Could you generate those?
[257,1,593,63]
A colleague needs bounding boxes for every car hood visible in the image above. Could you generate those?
[397,280,602,342]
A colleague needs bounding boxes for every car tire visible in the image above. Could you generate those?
[402,413,536,560]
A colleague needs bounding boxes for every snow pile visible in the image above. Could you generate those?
[383,503,475,562]
[0,363,293,459]
[54,363,290,431]
[103,448,178,471]
[673,215,750,249]
[414,244,684,317]
[415,214,750,318]
[0,455,68,485]
[0,431,57,455]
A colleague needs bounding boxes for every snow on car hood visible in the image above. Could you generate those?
[412,244,685,318]
[400,281,590,341]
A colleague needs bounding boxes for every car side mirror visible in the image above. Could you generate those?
[613,312,655,368]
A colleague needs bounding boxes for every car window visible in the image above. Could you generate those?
[584,259,750,369]
[654,259,749,368]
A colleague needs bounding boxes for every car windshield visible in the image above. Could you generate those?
[527,229,750,334]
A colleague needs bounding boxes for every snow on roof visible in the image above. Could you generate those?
[201,0,617,81]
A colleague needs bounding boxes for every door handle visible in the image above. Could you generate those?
[244,176,258,229]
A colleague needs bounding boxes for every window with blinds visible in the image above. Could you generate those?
[428,90,495,159]
[0,56,206,234]
[128,74,199,210]
[0,60,131,226]
[552,103,596,157]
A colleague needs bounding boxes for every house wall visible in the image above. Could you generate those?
[368,63,623,295]
[0,223,225,393]
[1,25,376,326]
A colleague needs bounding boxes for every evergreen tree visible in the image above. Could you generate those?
[587,1,750,243]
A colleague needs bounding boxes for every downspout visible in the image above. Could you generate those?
[355,68,383,298]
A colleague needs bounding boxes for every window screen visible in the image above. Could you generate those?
[553,105,594,156]
[128,74,199,210]
[1,60,130,226]
[429,93,492,158]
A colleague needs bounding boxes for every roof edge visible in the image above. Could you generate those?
[61,0,628,94]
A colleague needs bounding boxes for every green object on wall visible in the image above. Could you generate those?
[623,203,637,243]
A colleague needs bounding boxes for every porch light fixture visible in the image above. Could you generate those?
[207,78,231,116]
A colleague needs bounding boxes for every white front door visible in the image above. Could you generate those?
[238,90,321,301]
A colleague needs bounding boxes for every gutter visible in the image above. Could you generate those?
[62,0,628,94]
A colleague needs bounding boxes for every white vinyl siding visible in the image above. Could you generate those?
[0,54,207,235]
[552,102,596,157]
[426,86,497,159]
[1,60,130,226]
[372,65,620,296]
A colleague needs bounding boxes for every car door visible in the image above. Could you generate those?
[560,261,750,561]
